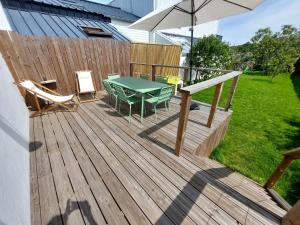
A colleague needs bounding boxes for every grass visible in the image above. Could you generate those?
[192,73,300,205]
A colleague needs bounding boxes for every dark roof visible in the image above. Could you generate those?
[33,0,140,22]
[1,0,130,41]
[4,7,129,41]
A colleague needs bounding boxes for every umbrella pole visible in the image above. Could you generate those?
[189,0,194,84]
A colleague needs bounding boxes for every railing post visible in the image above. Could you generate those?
[282,200,300,225]
[183,67,189,85]
[264,156,293,189]
[130,63,134,77]
[175,90,192,156]
[225,75,240,111]
[152,65,156,81]
[207,82,224,128]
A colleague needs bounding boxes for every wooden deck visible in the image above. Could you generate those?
[30,97,286,225]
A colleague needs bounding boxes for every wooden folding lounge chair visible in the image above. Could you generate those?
[16,80,78,117]
[75,70,98,103]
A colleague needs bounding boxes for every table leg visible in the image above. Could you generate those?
[141,94,144,123]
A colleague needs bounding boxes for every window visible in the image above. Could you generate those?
[80,26,113,38]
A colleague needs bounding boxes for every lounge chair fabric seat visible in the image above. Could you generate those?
[20,80,74,103]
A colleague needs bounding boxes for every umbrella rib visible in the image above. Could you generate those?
[222,0,252,11]
[195,0,213,13]
[151,6,176,31]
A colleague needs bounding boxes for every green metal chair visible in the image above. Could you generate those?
[102,80,117,109]
[108,74,121,80]
[145,86,173,120]
[140,74,150,80]
[155,75,168,83]
[114,85,141,123]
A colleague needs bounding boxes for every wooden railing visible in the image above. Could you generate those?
[263,147,300,213]
[175,71,242,155]
[130,62,242,156]
[265,147,300,189]
[129,62,232,82]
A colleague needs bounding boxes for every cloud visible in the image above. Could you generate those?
[219,0,300,45]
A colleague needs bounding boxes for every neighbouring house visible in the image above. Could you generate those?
[0,0,134,41]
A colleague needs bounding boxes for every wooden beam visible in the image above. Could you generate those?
[225,75,240,111]
[129,62,233,73]
[207,82,224,128]
[130,63,134,77]
[264,156,293,189]
[284,147,300,159]
[181,71,241,95]
[175,90,192,156]
[282,200,300,225]
[151,65,156,81]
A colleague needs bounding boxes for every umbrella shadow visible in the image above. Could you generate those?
[154,167,282,225]
[138,113,180,153]
[47,199,97,225]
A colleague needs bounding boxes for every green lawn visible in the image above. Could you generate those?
[192,73,300,205]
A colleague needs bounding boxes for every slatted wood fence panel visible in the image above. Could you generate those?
[0,31,181,95]
[0,31,130,95]
[131,43,181,76]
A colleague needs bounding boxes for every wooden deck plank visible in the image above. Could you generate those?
[33,117,63,225]
[82,103,241,225]
[85,103,254,224]
[91,99,283,225]
[30,118,41,225]
[56,112,130,225]
[70,111,174,225]
[62,112,153,225]
[30,98,286,225]
[79,105,214,225]
[88,102,259,225]
[41,115,85,225]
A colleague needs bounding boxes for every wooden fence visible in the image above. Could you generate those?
[0,31,181,96]
[0,31,130,95]
[130,43,181,76]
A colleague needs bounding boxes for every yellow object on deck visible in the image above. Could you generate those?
[166,75,183,95]
[167,75,181,85]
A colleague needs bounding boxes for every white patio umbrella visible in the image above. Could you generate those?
[129,0,263,82]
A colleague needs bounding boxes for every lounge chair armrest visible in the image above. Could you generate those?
[31,80,63,96]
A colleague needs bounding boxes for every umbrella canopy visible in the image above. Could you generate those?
[129,0,262,31]
[129,0,263,82]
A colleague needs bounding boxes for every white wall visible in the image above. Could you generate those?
[0,51,30,225]
[0,1,11,31]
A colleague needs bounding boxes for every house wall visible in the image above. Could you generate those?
[0,0,11,30]
[0,52,30,225]
[109,0,153,17]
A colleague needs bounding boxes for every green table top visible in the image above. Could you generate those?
[106,77,170,94]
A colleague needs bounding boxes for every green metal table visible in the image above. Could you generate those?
[107,77,170,123]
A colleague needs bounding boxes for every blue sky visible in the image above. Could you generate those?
[218,0,300,45]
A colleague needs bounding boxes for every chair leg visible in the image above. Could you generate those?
[165,101,167,111]
[118,100,121,112]
[154,105,157,121]
[115,96,118,110]
[129,104,132,123]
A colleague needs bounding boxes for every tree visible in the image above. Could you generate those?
[251,25,300,77]
[187,35,232,82]
[231,42,254,71]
